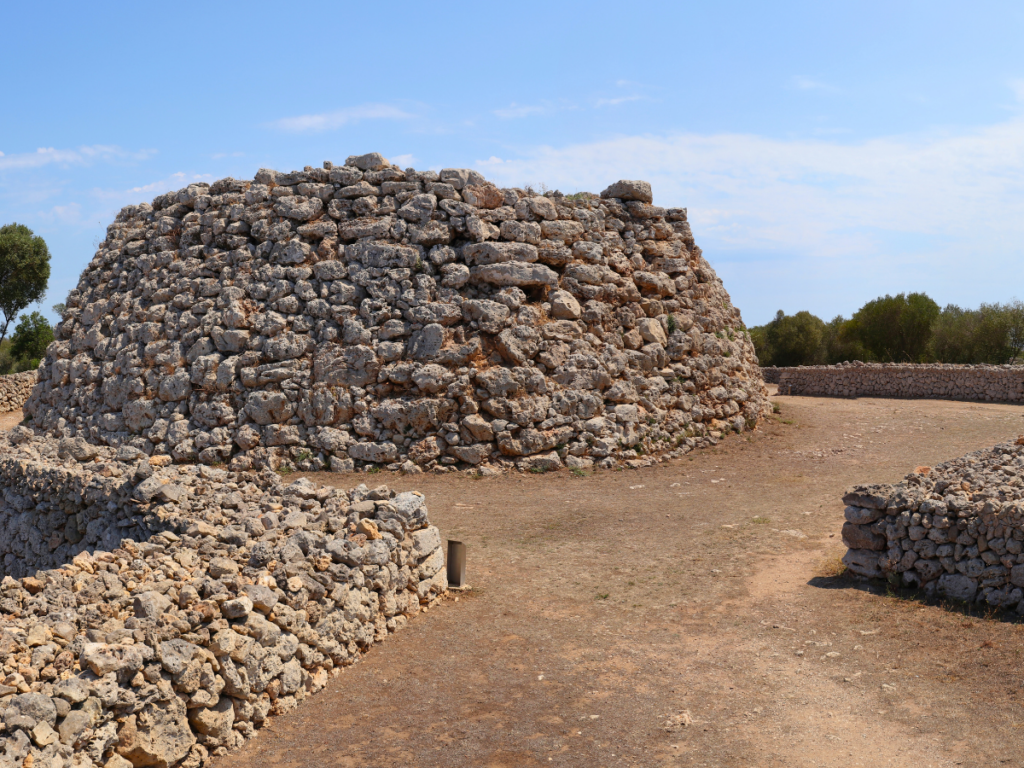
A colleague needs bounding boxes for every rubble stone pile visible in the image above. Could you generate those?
[24,153,769,473]
[842,437,1024,611]
[0,425,446,768]
[0,372,36,415]
[775,362,1024,403]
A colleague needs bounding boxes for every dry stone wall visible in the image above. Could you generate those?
[24,152,769,473]
[774,362,1024,402]
[0,425,446,768]
[842,437,1024,612]
[0,372,36,415]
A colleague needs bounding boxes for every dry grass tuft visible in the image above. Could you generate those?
[817,550,848,578]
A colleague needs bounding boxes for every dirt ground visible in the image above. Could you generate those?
[216,392,1024,768]
[11,394,1024,766]
[0,411,22,432]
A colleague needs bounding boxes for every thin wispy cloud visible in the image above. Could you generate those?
[269,104,412,133]
[390,154,416,168]
[595,95,644,107]
[0,145,153,171]
[792,76,838,92]
[493,103,545,119]
[92,172,213,205]
[477,114,1024,261]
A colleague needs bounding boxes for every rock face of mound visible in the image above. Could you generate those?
[26,152,770,472]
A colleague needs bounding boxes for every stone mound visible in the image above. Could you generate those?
[0,424,446,767]
[25,152,769,472]
[842,437,1024,610]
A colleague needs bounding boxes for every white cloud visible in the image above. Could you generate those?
[49,203,82,224]
[269,104,412,133]
[389,154,416,168]
[477,119,1024,253]
[475,112,1024,320]
[91,172,213,207]
[0,145,152,171]
[212,151,245,160]
[493,103,545,119]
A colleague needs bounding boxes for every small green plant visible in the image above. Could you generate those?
[529,466,548,474]
[715,331,724,339]
[667,315,677,334]
[596,593,610,600]
[772,402,781,414]
[751,516,771,524]
[782,419,794,425]
[413,257,424,273]
[571,468,590,477]
[295,450,312,463]
[366,465,382,474]
[276,465,294,476]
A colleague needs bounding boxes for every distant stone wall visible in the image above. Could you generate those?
[0,371,36,414]
[760,367,781,384]
[773,363,1024,403]
[842,438,1024,613]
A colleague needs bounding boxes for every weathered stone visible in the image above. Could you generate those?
[842,549,881,578]
[841,522,886,551]
[117,697,195,768]
[4,693,57,731]
[600,179,653,203]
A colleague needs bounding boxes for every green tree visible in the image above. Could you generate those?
[751,310,827,366]
[928,304,978,363]
[0,223,51,345]
[848,292,939,362]
[10,311,53,364]
[1003,300,1024,363]
[821,315,868,364]
[928,301,1024,364]
[748,324,773,365]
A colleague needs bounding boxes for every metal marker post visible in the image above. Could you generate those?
[447,540,466,588]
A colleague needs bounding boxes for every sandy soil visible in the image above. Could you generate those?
[0,410,23,432]
[10,396,1024,766]
[212,394,1024,767]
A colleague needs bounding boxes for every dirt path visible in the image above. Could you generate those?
[209,394,1024,767]
[7,395,1020,766]
[0,410,22,432]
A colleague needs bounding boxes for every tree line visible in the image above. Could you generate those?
[750,293,1024,367]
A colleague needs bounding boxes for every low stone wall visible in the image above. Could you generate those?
[842,437,1024,612]
[0,426,446,768]
[774,362,1024,402]
[760,367,781,384]
[0,371,36,414]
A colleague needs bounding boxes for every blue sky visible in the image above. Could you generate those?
[2,1,1023,328]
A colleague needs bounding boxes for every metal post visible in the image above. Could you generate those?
[447,540,466,588]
